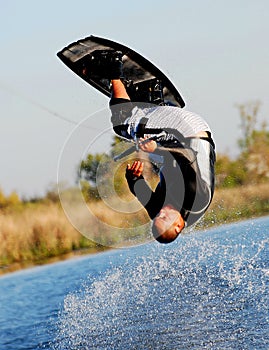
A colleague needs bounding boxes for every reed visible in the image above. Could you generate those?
[0,183,268,274]
[0,203,98,273]
[201,182,269,227]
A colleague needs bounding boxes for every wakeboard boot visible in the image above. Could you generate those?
[80,50,124,80]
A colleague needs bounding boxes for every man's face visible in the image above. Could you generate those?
[153,204,184,236]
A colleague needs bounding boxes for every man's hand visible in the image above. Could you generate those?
[126,160,144,180]
[138,137,157,153]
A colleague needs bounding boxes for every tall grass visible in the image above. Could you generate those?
[0,183,268,274]
[0,203,98,273]
[201,182,269,227]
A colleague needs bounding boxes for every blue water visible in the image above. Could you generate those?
[0,217,268,350]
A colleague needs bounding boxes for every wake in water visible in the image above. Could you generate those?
[52,218,269,349]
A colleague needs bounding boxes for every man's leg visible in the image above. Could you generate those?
[109,79,133,139]
[111,79,130,100]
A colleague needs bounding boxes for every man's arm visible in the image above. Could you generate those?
[138,137,157,153]
[125,161,152,200]
[125,160,163,219]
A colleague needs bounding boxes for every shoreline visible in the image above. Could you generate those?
[0,246,109,276]
[1,213,268,277]
[1,183,269,277]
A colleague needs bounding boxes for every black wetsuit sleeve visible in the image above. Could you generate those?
[125,173,163,219]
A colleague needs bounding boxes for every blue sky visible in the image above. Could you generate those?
[1,0,269,197]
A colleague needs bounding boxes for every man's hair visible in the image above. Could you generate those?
[151,222,181,244]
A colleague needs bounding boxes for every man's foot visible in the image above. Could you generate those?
[85,50,124,79]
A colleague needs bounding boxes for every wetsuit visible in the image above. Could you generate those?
[110,99,216,227]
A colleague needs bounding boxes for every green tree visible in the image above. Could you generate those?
[0,188,21,209]
[236,101,269,184]
[216,100,269,187]
[243,127,269,183]
[0,188,7,208]
[79,153,107,185]
[7,191,20,206]
[79,153,110,200]
[215,155,246,188]
[236,100,261,152]
[78,136,134,201]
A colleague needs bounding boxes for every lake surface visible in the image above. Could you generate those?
[0,216,268,349]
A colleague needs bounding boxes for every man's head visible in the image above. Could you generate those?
[152,205,185,244]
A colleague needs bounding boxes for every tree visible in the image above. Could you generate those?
[236,100,261,152]
[236,101,269,184]
[216,100,269,187]
[0,188,21,209]
[215,154,246,188]
[244,127,269,183]
[78,153,110,200]
[234,100,269,184]
[78,136,137,201]
[79,153,109,185]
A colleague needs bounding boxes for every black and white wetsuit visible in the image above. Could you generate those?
[110,98,216,227]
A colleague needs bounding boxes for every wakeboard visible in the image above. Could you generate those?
[57,35,185,107]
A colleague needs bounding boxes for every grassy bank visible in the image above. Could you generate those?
[0,183,269,275]
[203,183,269,226]
[0,203,105,274]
